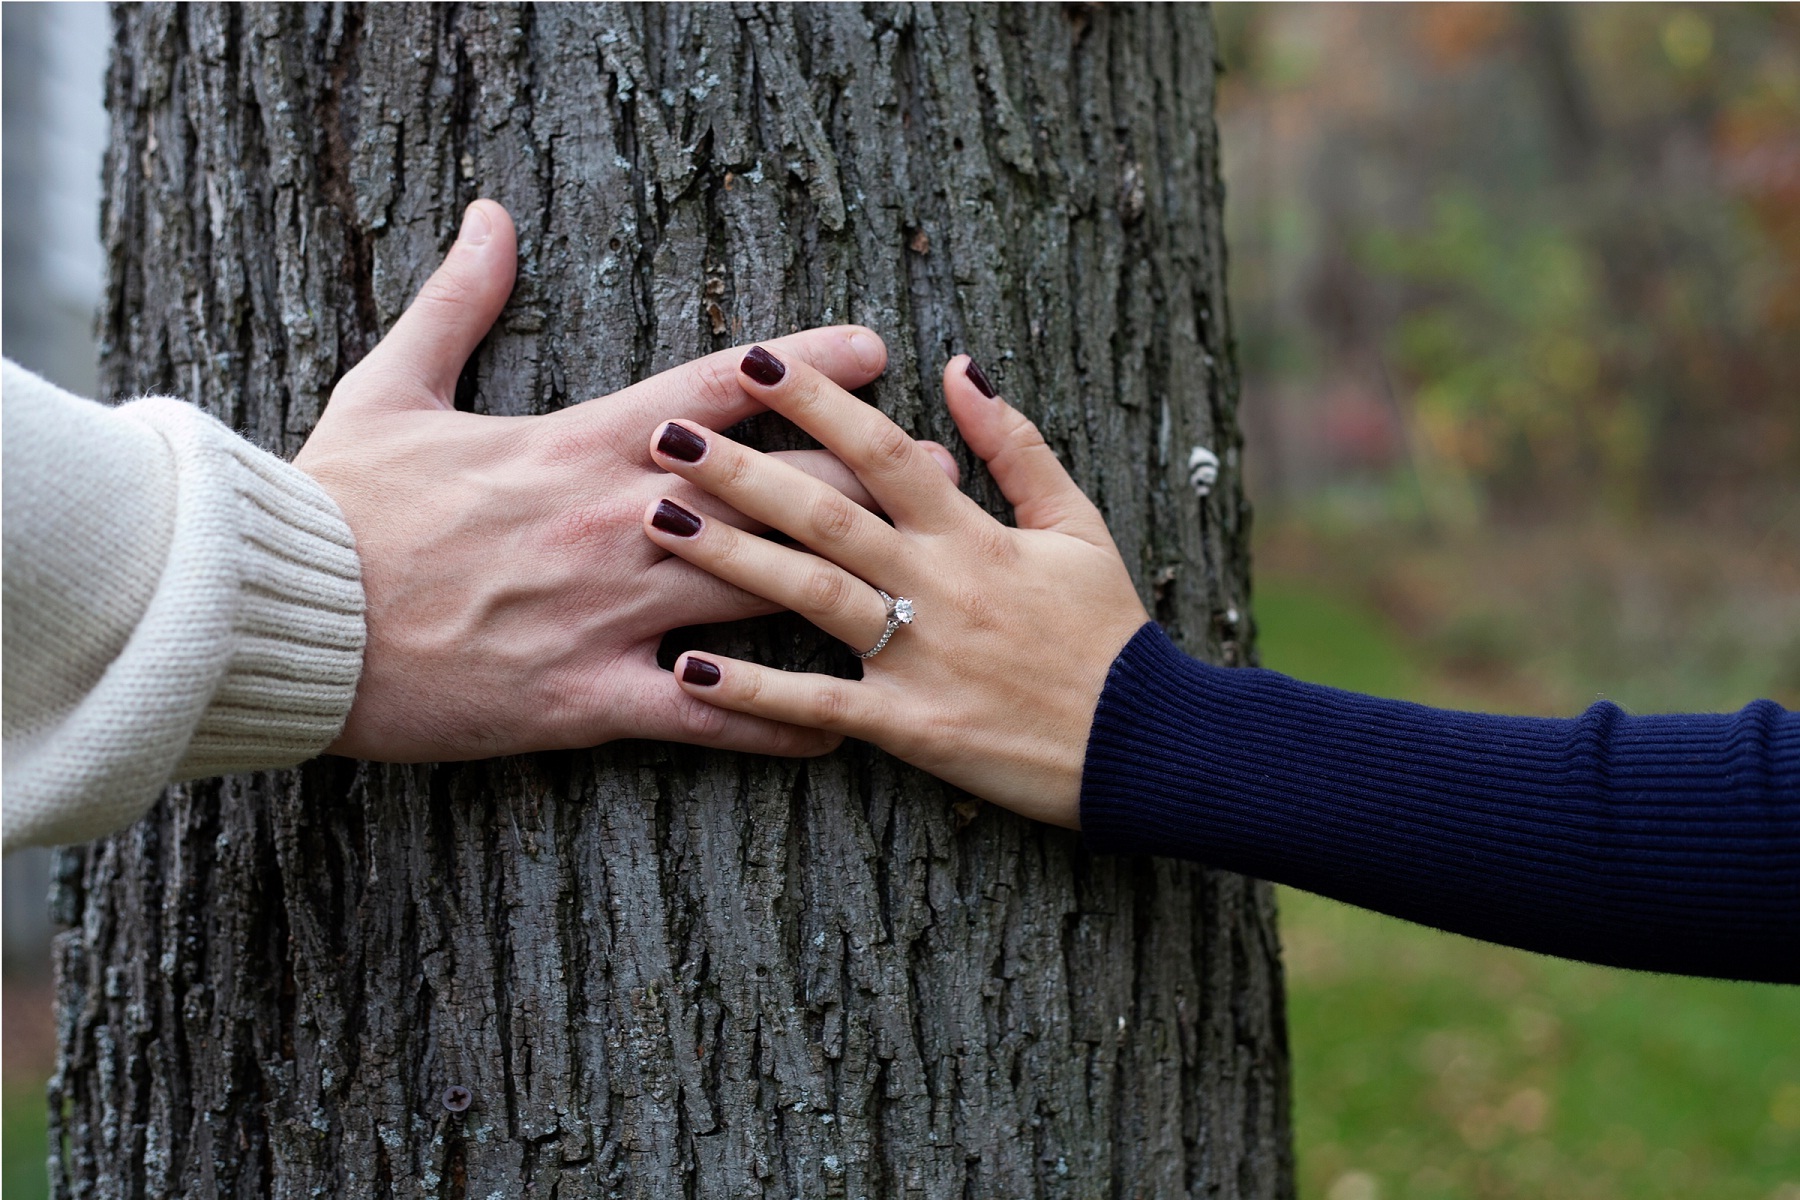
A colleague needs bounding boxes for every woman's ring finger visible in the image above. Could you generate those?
[646,498,902,655]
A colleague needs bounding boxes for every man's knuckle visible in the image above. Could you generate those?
[687,355,740,409]
[549,493,638,552]
[551,504,610,548]
[535,418,602,468]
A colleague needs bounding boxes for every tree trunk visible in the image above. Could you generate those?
[51,4,1289,1196]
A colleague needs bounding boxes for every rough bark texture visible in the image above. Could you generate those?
[51,4,1289,1197]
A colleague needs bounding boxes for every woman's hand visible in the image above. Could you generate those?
[642,346,1150,828]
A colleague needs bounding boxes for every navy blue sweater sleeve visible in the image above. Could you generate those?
[1080,623,1800,984]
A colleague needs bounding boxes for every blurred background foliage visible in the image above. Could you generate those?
[1219,2,1800,529]
[1217,6,1800,1200]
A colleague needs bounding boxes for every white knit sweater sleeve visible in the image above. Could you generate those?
[2,360,366,851]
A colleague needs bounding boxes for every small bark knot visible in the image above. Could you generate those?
[442,1085,473,1112]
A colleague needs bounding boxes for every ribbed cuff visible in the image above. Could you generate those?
[123,399,365,779]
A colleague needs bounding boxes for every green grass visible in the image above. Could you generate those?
[2,1081,49,1200]
[1282,888,1800,1200]
[1257,572,1800,1200]
[1252,579,1428,700]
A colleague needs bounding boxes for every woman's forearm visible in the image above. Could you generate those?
[1082,622,1800,984]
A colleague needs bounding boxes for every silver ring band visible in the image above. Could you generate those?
[857,590,915,660]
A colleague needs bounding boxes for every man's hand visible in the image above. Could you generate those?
[295,200,949,761]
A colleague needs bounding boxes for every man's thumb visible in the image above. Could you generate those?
[346,199,518,411]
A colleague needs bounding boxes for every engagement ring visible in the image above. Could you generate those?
[857,590,915,660]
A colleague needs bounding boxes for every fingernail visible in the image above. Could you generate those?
[742,345,787,386]
[458,202,492,247]
[651,499,702,537]
[849,329,885,372]
[656,422,707,463]
[964,358,997,399]
[682,657,721,686]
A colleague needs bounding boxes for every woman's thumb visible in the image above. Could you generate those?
[942,356,1108,540]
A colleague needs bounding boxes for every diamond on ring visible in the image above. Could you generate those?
[857,591,915,660]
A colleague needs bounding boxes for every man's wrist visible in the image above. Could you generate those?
[121,398,368,779]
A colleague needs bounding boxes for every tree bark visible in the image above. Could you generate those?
[51,4,1289,1196]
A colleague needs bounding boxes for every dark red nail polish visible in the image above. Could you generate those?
[652,499,702,537]
[682,657,721,686]
[742,345,787,386]
[964,358,997,398]
[657,422,707,462]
